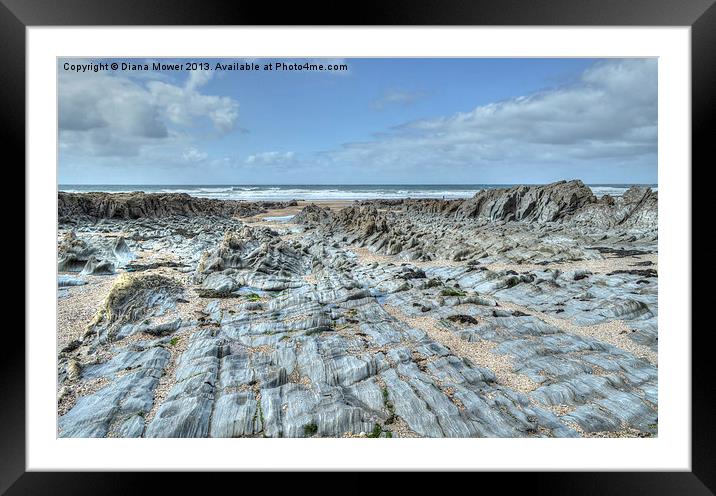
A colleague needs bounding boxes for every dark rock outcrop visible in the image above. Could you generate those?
[195,225,308,292]
[292,203,333,225]
[455,180,596,223]
[58,181,659,439]
[58,231,97,272]
[294,181,657,264]
[87,272,182,343]
[59,192,297,221]
[58,231,134,274]
[571,186,657,229]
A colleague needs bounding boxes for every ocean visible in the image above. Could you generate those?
[58,184,657,201]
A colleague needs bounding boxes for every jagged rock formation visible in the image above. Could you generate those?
[113,236,135,264]
[455,180,597,222]
[571,186,658,230]
[292,203,333,225]
[58,192,297,221]
[296,181,657,264]
[57,182,659,439]
[195,225,308,293]
[86,273,182,343]
[80,255,115,276]
[58,231,137,275]
[58,231,99,272]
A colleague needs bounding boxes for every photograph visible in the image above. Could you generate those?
[55,56,659,439]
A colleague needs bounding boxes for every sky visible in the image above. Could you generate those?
[58,57,657,185]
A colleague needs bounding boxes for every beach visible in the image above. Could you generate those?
[57,181,658,438]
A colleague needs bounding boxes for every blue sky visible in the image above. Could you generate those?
[58,58,657,184]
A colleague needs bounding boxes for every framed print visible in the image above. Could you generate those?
[6,0,711,491]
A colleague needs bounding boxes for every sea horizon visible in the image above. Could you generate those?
[58,183,658,201]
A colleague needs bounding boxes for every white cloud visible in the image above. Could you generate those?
[323,59,657,172]
[59,58,656,184]
[245,151,295,165]
[59,66,239,158]
[182,147,208,162]
[185,69,213,91]
[371,89,425,109]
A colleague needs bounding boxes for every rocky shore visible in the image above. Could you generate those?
[57,181,658,438]
[58,191,297,222]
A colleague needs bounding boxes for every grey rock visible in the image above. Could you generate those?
[58,182,659,438]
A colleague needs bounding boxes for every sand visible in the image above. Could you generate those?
[486,253,658,274]
[57,274,118,351]
[240,200,355,227]
[382,304,540,393]
[347,241,658,365]
[499,300,658,365]
[57,194,658,438]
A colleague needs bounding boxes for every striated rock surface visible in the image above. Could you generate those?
[57,182,658,438]
[571,186,658,229]
[58,231,99,272]
[456,180,596,222]
[296,180,657,264]
[292,203,333,225]
[58,231,137,275]
[195,225,308,293]
[59,192,297,221]
[85,272,183,344]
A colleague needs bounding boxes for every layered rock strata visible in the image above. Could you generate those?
[57,182,658,438]
[59,192,297,221]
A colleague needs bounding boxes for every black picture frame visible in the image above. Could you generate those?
[4,0,710,492]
